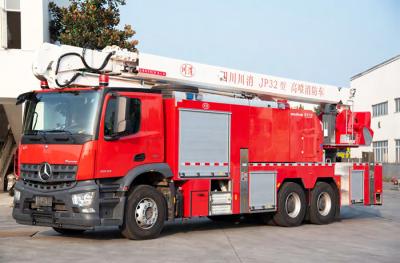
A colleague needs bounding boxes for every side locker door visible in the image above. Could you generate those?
[95,92,164,179]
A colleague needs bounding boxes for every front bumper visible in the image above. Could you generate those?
[12,180,101,230]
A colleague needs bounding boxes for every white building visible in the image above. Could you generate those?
[351,55,400,165]
[0,0,67,190]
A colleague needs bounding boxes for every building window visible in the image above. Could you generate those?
[395,98,400,113]
[1,0,21,49]
[373,140,388,163]
[6,11,21,49]
[396,140,400,163]
[372,101,388,117]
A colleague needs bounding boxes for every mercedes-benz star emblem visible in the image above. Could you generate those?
[38,163,52,181]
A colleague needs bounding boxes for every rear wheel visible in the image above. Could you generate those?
[309,182,336,225]
[52,227,85,235]
[273,182,306,227]
[121,185,166,240]
[259,213,276,226]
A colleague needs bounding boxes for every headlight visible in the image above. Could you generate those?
[72,192,95,207]
[14,189,21,202]
[81,208,96,213]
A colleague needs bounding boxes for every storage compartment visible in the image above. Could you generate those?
[209,179,232,215]
[179,110,231,177]
[210,192,232,205]
[351,170,364,204]
[249,171,276,211]
[191,191,209,217]
[210,204,231,215]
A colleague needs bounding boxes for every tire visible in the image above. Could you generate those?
[121,185,166,240]
[273,182,306,227]
[52,227,86,235]
[309,182,336,225]
[259,213,277,226]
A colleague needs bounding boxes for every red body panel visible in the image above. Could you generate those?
[249,107,290,162]
[181,179,210,217]
[95,92,164,178]
[19,144,82,164]
[229,104,250,214]
[374,164,383,203]
[191,191,209,216]
[164,99,180,180]
[19,142,96,180]
[289,110,323,162]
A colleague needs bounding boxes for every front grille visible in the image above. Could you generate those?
[20,163,77,182]
[22,180,77,191]
[20,163,77,192]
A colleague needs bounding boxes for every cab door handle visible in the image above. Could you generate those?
[134,153,146,162]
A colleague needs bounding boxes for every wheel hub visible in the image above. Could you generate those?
[135,198,158,229]
[285,192,301,218]
[317,192,332,216]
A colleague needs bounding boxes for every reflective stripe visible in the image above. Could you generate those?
[248,162,335,167]
[181,162,229,166]
[183,162,336,167]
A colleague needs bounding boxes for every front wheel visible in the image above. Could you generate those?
[121,185,166,240]
[273,182,306,227]
[309,182,336,225]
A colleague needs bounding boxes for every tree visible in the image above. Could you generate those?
[49,0,138,51]
[313,105,322,115]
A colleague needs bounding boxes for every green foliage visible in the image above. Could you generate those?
[314,105,322,115]
[49,0,138,51]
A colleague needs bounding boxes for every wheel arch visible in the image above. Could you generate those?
[280,178,305,191]
[315,177,339,192]
[117,163,173,190]
[117,163,174,222]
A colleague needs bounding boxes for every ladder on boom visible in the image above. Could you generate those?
[33,43,354,105]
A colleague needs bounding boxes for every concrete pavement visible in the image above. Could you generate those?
[0,184,399,263]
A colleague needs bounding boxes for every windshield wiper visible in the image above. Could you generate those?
[25,130,46,135]
[42,129,76,143]
[42,129,73,134]
[24,130,48,143]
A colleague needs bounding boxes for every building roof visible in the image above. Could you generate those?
[351,54,400,81]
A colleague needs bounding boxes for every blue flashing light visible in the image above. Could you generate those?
[186,93,195,100]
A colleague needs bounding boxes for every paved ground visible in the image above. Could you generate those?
[0,184,399,263]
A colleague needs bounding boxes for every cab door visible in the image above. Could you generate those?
[95,91,164,178]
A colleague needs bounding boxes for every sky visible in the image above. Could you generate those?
[120,0,400,87]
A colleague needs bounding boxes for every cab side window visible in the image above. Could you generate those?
[104,97,141,137]
[104,98,116,136]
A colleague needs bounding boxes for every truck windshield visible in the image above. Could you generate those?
[23,90,100,136]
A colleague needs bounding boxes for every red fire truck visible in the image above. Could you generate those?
[12,43,382,239]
